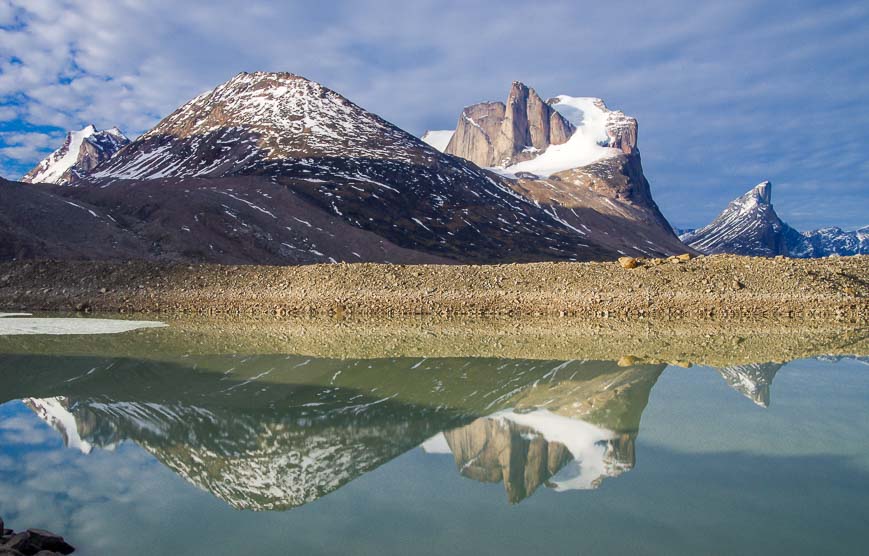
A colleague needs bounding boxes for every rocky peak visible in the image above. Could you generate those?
[22,124,130,185]
[444,81,575,167]
[91,71,439,181]
[681,181,794,256]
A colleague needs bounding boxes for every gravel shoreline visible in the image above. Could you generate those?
[0,255,866,321]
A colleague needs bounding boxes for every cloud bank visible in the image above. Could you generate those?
[1,0,867,229]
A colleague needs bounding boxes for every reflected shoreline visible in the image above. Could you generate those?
[0,312,866,367]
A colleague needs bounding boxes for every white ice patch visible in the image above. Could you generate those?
[421,130,455,152]
[0,316,166,336]
[420,432,452,454]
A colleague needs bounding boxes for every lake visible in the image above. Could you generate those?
[1,314,867,555]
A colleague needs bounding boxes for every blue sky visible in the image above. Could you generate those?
[0,0,866,230]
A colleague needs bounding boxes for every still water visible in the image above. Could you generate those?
[0,314,867,555]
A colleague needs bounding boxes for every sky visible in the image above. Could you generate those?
[0,0,867,231]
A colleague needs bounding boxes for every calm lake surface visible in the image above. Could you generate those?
[1,315,868,555]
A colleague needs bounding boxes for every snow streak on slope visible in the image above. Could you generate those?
[24,125,96,184]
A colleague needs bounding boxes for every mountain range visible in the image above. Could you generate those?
[1,71,687,265]
[5,71,862,264]
[681,181,868,257]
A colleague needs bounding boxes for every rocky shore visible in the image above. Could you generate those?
[0,254,865,321]
[0,516,74,555]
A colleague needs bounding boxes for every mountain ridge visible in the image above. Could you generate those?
[6,71,690,264]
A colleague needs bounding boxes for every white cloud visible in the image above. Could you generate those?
[0,0,867,228]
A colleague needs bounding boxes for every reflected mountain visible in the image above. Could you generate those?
[438,361,661,502]
[714,363,783,407]
[3,353,664,510]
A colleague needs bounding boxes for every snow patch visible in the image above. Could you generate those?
[421,130,455,152]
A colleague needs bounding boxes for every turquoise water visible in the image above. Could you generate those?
[1,323,868,555]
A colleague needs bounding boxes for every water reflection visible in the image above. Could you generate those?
[1,316,866,512]
[0,353,668,509]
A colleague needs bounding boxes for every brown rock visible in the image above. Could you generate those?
[618,257,638,269]
[445,81,574,167]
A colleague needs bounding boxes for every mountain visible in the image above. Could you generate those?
[3,71,647,264]
[789,226,869,257]
[714,363,783,407]
[21,125,130,185]
[680,181,798,256]
[427,81,689,258]
[681,181,868,257]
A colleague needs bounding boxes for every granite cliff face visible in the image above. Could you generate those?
[430,82,686,257]
[445,82,575,167]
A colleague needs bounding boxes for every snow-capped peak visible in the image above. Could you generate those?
[23,397,93,454]
[22,124,130,185]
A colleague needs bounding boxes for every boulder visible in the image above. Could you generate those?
[618,257,638,269]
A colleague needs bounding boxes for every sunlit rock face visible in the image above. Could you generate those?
[445,82,575,168]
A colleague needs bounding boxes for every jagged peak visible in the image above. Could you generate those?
[751,180,772,204]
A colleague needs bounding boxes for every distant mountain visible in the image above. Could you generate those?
[425,81,689,258]
[680,181,794,256]
[21,125,130,185]
[714,363,783,407]
[789,226,869,258]
[681,181,867,257]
